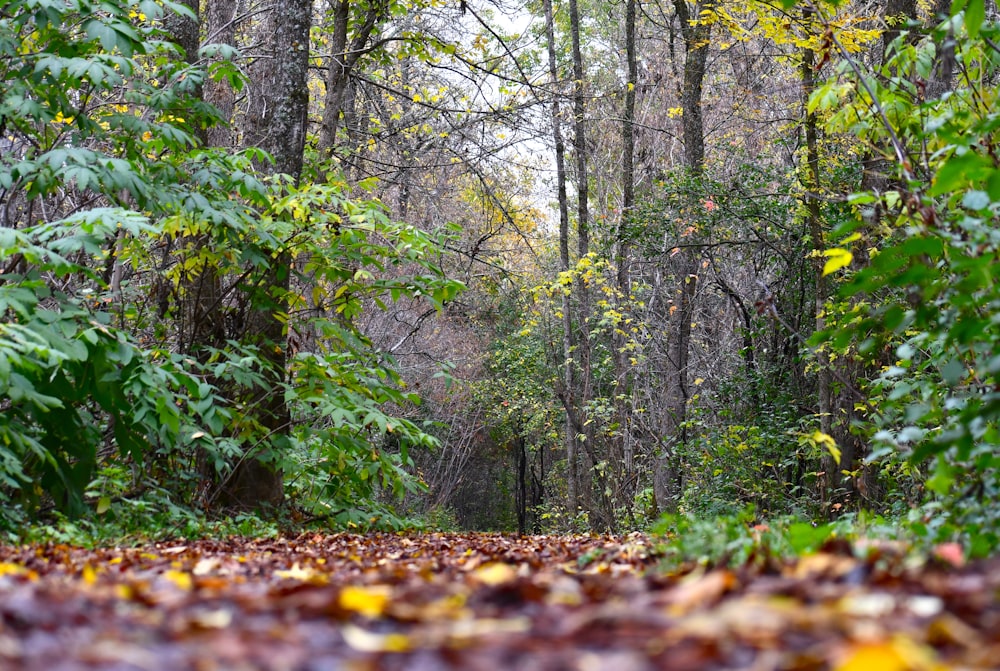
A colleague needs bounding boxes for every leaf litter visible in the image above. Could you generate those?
[0,532,997,670]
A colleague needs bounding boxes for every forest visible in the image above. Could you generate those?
[1,0,999,553]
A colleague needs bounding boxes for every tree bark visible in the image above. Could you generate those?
[542,0,578,514]
[652,0,710,514]
[674,0,710,172]
[613,0,638,513]
[318,0,387,154]
[204,0,239,149]
[223,0,313,510]
[801,39,834,504]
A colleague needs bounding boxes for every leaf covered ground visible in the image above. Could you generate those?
[0,532,997,670]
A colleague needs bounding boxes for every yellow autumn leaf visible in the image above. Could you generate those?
[82,564,97,586]
[835,636,943,671]
[822,248,853,276]
[341,624,411,652]
[470,562,517,586]
[275,563,324,582]
[0,562,26,577]
[811,430,842,465]
[163,569,193,591]
[339,585,392,618]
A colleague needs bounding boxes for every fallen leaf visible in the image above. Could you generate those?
[469,562,518,586]
[339,584,392,618]
[834,637,942,671]
[342,624,411,652]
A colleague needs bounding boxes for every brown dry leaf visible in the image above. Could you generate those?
[790,552,859,580]
[661,568,736,615]
[275,562,326,583]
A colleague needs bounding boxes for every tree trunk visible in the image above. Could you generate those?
[613,0,638,514]
[925,0,955,101]
[222,0,313,510]
[318,0,386,155]
[568,0,614,533]
[675,0,710,172]
[653,0,710,514]
[800,17,838,514]
[542,0,578,514]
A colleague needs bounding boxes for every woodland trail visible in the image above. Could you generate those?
[0,532,996,670]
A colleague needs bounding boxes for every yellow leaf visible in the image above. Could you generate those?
[811,431,841,465]
[82,564,97,586]
[0,563,25,577]
[470,562,517,586]
[341,624,411,652]
[163,570,193,591]
[275,563,323,582]
[835,636,943,671]
[822,248,853,276]
[339,585,392,618]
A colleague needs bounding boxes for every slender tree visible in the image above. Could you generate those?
[543,0,578,512]
[614,0,639,509]
[652,0,710,513]
[318,0,390,155]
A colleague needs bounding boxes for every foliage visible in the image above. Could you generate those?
[811,7,1000,549]
[0,0,463,531]
[0,0,232,518]
[651,507,909,569]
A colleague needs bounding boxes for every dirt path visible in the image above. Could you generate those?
[0,532,996,670]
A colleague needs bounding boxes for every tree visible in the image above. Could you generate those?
[213,0,312,509]
[651,0,711,514]
[542,0,578,513]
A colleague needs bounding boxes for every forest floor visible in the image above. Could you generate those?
[0,532,996,670]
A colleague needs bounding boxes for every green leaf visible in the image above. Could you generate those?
[940,359,966,386]
[964,0,985,38]
[961,190,990,210]
[787,522,833,554]
[930,152,992,196]
[926,461,955,494]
